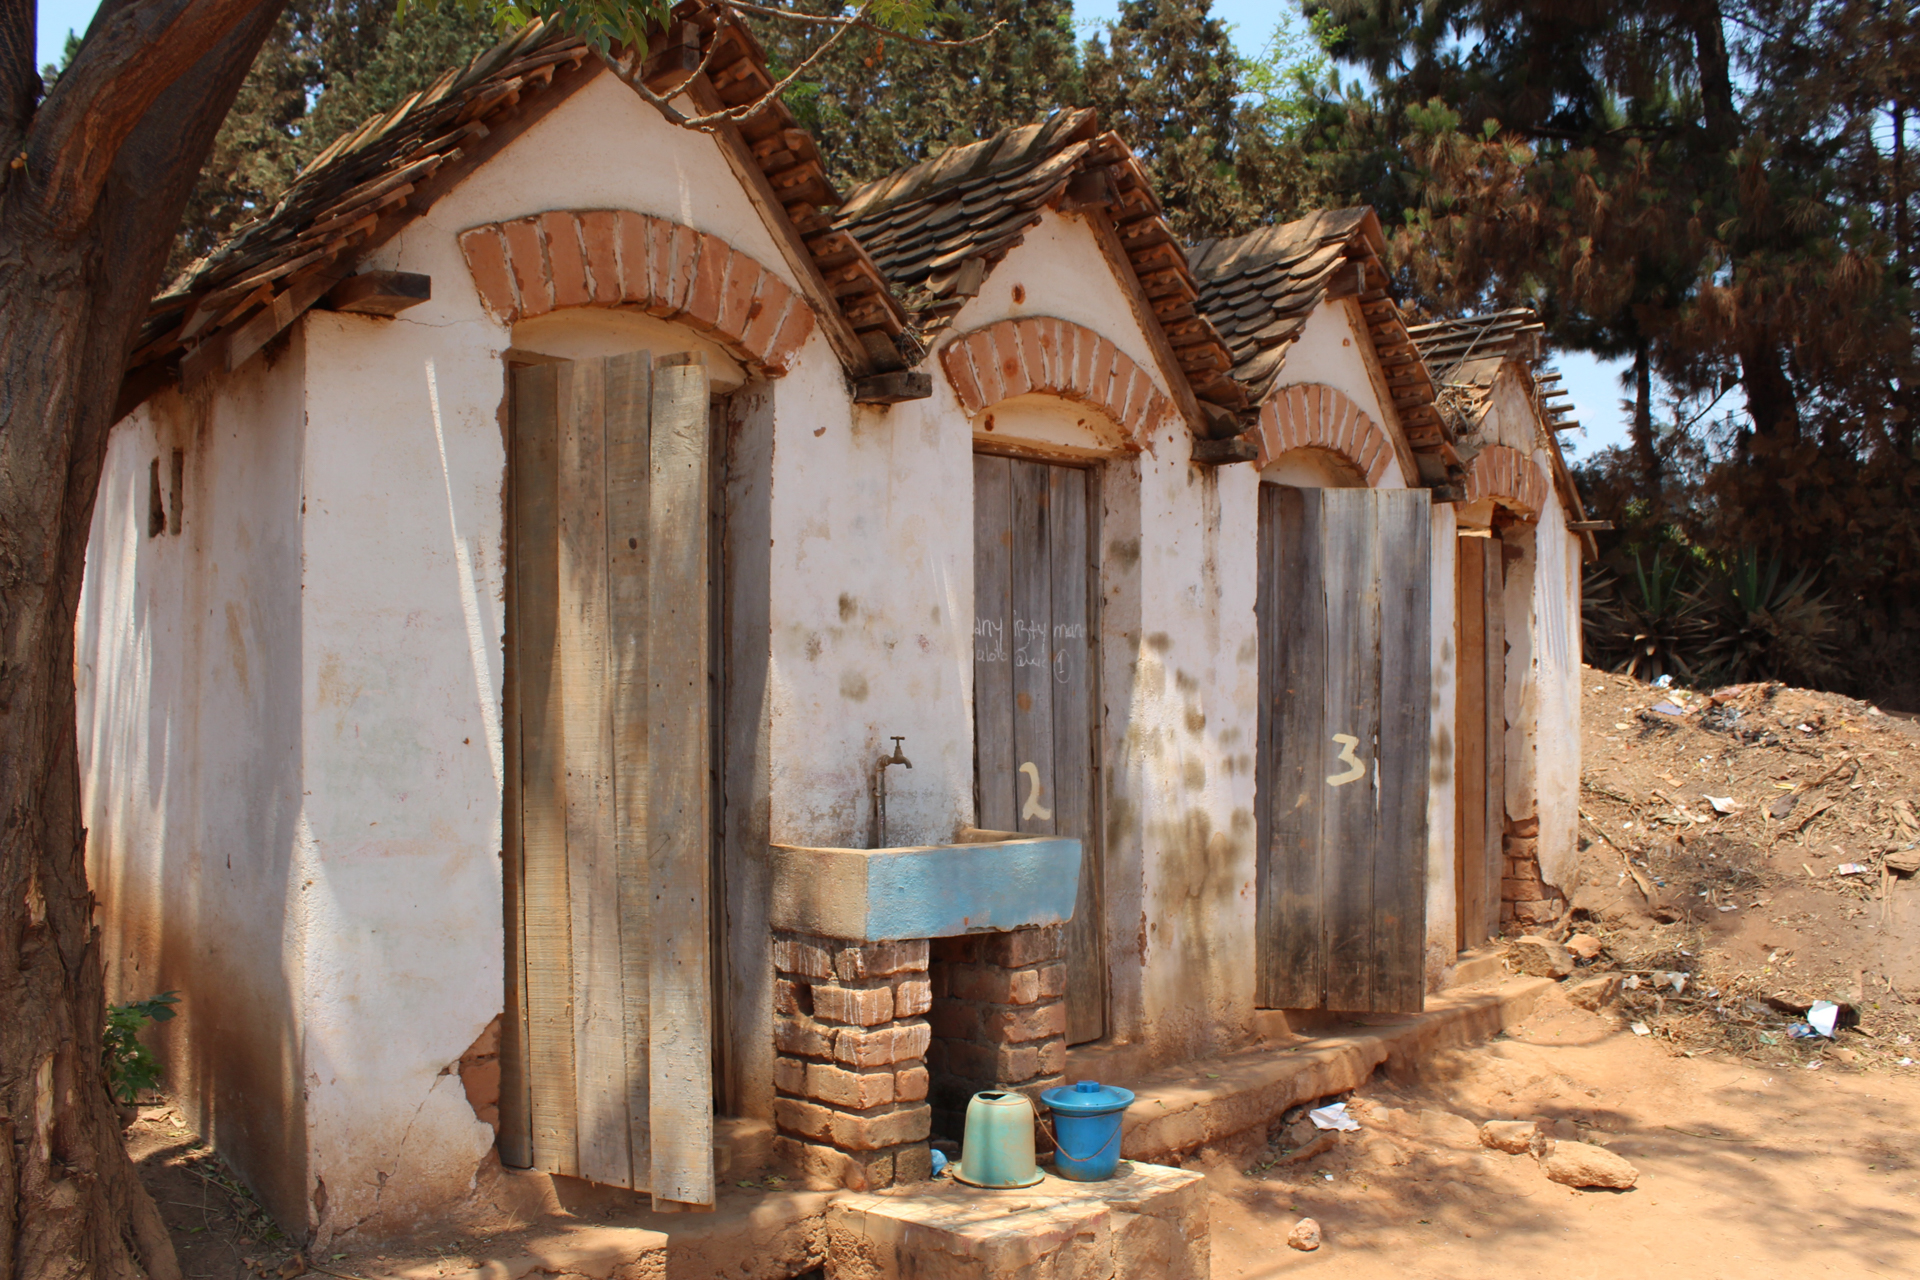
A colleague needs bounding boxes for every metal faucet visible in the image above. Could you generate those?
[874,736,912,848]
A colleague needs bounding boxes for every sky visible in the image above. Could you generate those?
[35,0,1631,456]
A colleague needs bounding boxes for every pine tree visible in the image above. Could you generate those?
[1082,0,1300,238]
[752,0,1084,193]
[173,1,500,274]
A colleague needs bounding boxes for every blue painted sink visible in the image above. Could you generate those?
[767,828,1082,943]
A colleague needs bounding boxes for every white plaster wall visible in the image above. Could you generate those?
[1121,444,1261,1059]
[1425,502,1459,986]
[1260,448,1364,489]
[1483,367,1541,453]
[1276,302,1415,487]
[294,308,507,1245]
[79,72,858,1243]
[921,214,1260,1063]
[1531,455,1582,891]
[362,69,798,293]
[77,354,312,1229]
[762,329,974,850]
[1502,526,1538,826]
[946,210,1170,385]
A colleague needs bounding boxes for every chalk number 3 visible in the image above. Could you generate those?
[1326,733,1368,787]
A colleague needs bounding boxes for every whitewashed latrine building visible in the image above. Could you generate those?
[77,9,1590,1245]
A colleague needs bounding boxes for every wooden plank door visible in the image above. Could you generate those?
[1255,484,1431,1012]
[500,352,715,1207]
[973,454,1104,1044]
[1453,534,1506,949]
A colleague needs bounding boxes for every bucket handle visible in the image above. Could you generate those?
[1048,1111,1125,1164]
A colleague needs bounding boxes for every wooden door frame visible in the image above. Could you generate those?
[498,354,730,1187]
[970,444,1107,1044]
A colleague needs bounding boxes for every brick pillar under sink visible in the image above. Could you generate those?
[771,933,934,1191]
[926,924,1068,1141]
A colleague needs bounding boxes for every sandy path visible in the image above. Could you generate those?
[1208,985,1920,1279]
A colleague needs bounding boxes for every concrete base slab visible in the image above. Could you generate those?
[1107,976,1553,1164]
[826,1162,1206,1280]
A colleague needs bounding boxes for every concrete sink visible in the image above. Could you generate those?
[767,828,1081,943]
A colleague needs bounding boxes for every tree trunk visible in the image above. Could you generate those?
[1631,333,1660,502]
[0,5,288,1275]
[1738,334,1801,450]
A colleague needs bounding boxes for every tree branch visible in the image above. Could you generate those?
[23,0,271,231]
[623,0,879,131]
[720,0,1005,49]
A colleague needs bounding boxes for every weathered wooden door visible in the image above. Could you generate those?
[1454,533,1506,949]
[500,352,715,1208]
[1255,485,1431,1012]
[973,454,1104,1044]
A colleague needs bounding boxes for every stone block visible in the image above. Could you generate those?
[894,1065,930,1102]
[978,925,1066,969]
[773,935,835,981]
[772,978,809,1017]
[1511,898,1562,926]
[983,1001,1067,1045]
[1510,936,1575,978]
[774,1096,837,1145]
[834,1104,931,1152]
[948,963,1042,1006]
[894,978,933,1018]
[772,1055,807,1096]
[835,940,929,981]
[825,1162,1206,1280]
[834,1021,930,1069]
[775,1134,896,1193]
[807,1064,895,1110]
[813,983,898,1027]
[775,1014,832,1059]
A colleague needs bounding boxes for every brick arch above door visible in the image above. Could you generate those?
[1254,383,1401,487]
[1462,444,1550,519]
[939,317,1170,451]
[457,209,817,376]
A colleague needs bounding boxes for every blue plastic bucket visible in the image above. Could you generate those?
[1040,1081,1134,1181]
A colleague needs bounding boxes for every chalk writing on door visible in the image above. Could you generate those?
[974,616,1007,663]
[1019,761,1053,820]
[1326,733,1368,787]
[977,614,1085,684]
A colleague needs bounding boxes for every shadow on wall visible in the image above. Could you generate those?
[80,385,312,1232]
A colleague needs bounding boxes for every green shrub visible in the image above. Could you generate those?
[104,993,179,1105]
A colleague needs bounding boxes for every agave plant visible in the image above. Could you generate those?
[1581,548,1711,684]
[1696,550,1838,685]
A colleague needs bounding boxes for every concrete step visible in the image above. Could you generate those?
[1105,975,1554,1165]
[828,1162,1206,1280]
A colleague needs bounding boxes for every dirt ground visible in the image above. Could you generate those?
[1207,663,1920,1278]
[1206,983,1920,1278]
[129,663,1920,1279]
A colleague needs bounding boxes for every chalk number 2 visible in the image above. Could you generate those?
[1326,734,1368,787]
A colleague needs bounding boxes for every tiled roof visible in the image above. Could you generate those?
[1406,308,1547,436]
[1188,208,1449,462]
[1406,308,1588,528]
[835,109,1247,412]
[126,3,909,406]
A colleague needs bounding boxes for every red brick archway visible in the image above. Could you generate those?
[457,209,816,375]
[1462,444,1549,518]
[1253,383,1401,487]
[939,317,1170,450]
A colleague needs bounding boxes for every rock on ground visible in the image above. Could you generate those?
[1566,934,1604,960]
[1542,1141,1639,1189]
[1568,974,1623,1011]
[1479,1120,1538,1154]
[1288,1218,1322,1251]
[1511,936,1576,978]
